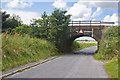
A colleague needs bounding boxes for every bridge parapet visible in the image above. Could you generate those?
[69,21,114,28]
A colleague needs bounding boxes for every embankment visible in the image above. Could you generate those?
[94,26,119,78]
[2,34,58,71]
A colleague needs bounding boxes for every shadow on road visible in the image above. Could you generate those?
[74,46,98,55]
[74,52,95,55]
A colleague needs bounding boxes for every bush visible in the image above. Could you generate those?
[72,40,81,51]
[95,26,119,60]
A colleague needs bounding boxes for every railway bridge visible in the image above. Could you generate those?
[68,21,114,48]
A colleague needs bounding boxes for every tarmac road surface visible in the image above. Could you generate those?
[8,46,109,78]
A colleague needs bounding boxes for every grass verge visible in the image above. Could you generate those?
[104,59,118,78]
[2,34,58,71]
[94,53,119,78]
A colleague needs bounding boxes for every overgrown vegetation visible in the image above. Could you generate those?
[94,26,119,60]
[94,26,119,78]
[2,32,58,71]
[11,10,71,52]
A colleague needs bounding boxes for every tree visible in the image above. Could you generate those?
[2,11,10,32]
[2,11,10,22]
[30,9,71,52]
[30,12,52,39]
[85,39,88,41]
[49,9,71,52]
[12,24,32,35]
[2,12,23,32]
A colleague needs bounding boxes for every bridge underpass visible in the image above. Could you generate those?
[68,21,114,49]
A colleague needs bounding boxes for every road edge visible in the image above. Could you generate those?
[1,56,59,78]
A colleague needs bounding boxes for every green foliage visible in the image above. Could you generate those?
[95,26,119,60]
[2,11,10,22]
[22,9,71,52]
[94,53,110,60]
[2,35,57,71]
[72,41,81,51]
[18,70,23,72]
[4,15,22,28]
[94,26,119,79]
[12,25,33,35]
[49,9,71,52]
[2,11,23,32]
[5,9,72,53]
[2,11,10,31]
[104,59,118,78]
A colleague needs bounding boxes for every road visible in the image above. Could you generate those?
[8,46,109,78]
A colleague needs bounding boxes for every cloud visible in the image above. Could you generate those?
[103,13,118,25]
[2,9,41,24]
[66,2,92,21]
[5,0,33,9]
[92,19,96,21]
[52,0,67,9]
[89,2,118,10]
[66,1,118,21]
[91,7,102,17]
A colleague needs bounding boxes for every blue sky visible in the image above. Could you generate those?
[2,0,118,25]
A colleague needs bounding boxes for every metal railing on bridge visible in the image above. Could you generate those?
[69,21,114,28]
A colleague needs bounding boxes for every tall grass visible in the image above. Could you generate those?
[2,33,57,71]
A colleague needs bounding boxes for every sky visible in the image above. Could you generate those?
[2,0,118,25]
[75,36,96,41]
[1,0,119,40]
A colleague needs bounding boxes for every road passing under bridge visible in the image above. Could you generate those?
[7,46,109,78]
